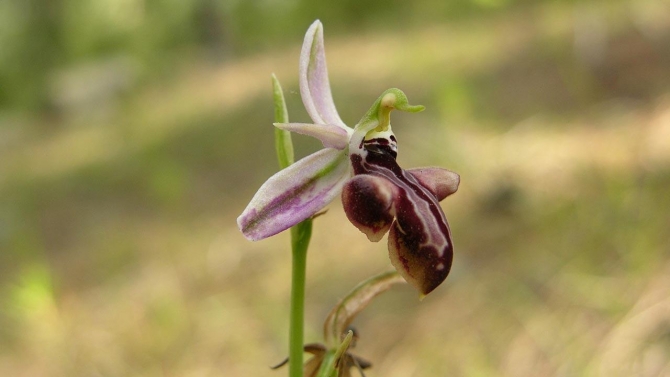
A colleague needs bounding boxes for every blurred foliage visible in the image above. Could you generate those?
[0,0,606,113]
[1,0,670,375]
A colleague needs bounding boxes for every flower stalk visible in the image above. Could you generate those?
[273,74,312,377]
[289,220,312,377]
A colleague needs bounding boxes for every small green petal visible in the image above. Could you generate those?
[272,74,295,169]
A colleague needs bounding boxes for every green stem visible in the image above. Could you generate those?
[289,219,312,377]
[271,74,311,377]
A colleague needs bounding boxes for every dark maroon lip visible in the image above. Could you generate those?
[347,136,454,294]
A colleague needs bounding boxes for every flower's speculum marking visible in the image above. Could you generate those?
[362,133,397,158]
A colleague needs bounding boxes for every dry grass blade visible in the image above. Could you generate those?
[323,271,406,346]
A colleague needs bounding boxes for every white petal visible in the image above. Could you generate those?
[299,20,349,130]
[274,123,350,150]
[237,148,350,241]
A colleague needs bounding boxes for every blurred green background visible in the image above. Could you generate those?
[1,0,670,376]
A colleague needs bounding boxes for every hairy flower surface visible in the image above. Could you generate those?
[237,20,460,295]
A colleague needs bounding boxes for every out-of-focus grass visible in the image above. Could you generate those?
[1,1,670,376]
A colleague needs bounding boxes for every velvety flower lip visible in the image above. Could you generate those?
[237,20,460,295]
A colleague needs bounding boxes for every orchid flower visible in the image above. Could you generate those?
[237,20,460,295]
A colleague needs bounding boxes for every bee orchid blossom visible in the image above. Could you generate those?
[237,20,460,295]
